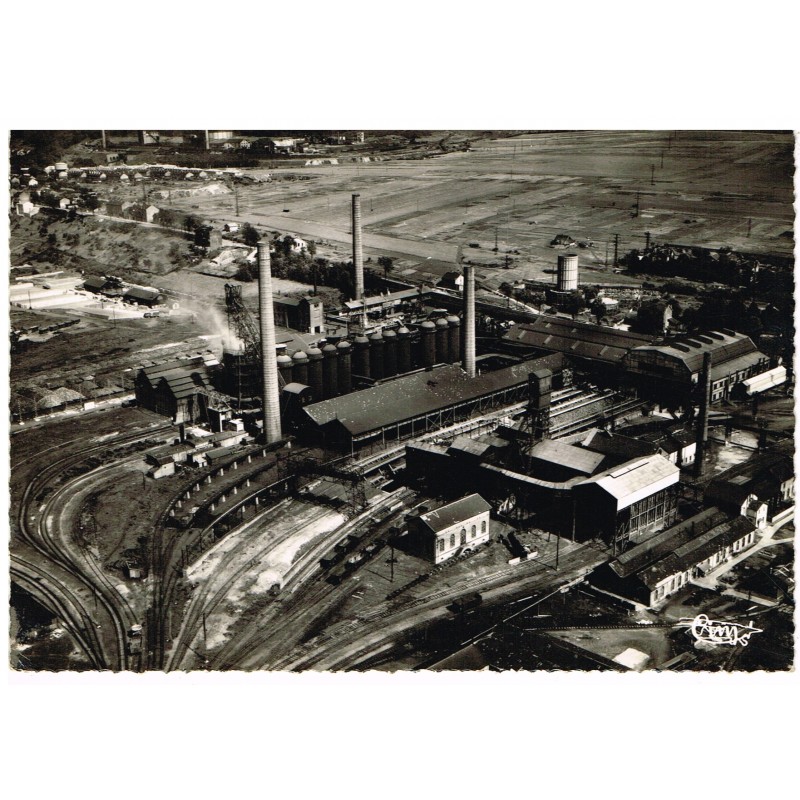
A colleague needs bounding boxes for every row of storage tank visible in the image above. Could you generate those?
[237,316,459,402]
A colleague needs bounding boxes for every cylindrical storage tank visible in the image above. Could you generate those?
[557,254,579,292]
[337,340,352,395]
[382,329,398,377]
[277,354,294,387]
[353,335,371,379]
[420,321,437,368]
[396,327,411,374]
[446,316,461,363]
[435,318,449,364]
[306,347,324,400]
[291,350,309,386]
[369,331,385,380]
[322,344,339,399]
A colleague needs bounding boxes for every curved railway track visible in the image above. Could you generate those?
[13,423,172,670]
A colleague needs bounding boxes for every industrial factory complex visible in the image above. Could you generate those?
[9,129,796,675]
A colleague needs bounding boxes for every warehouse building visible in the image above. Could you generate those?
[623,329,770,404]
[410,494,492,564]
[502,317,656,373]
[134,358,212,423]
[590,511,757,608]
[273,295,324,334]
[300,354,563,451]
[573,454,680,551]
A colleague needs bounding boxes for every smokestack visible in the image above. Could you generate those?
[101,130,107,151]
[693,351,712,478]
[352,194,365,325]
[462,265,476,378]
[204,130,210,151]
[258,241,282,444]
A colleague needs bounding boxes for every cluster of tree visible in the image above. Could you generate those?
[10,130,95,170]
[231,229,394,301]
[622,244,793,300]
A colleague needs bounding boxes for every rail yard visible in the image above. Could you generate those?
[9,129,796,673]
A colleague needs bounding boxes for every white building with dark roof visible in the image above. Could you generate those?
[414,494,492,564]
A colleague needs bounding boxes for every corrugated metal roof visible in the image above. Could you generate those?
[418,494,491,533]
[303,359,557,437]
[629,331,758,374]
[503,317,654,365]
[578,454,679,509]
[582,430,658,463]
[528,439,605,475]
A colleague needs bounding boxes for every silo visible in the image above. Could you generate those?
[382,329,398,377]
[557,254,579,291]
[277,354,294,387]
[446,316,461,363]
[291,350,309,385]
[306,347,324,400]
[322,343,339,399]
[337,340,352,395]
[435,318,449,364]
[396,327,411,374]
[353,334,371,379]
[369,331,385,380]
[420,320,437,368]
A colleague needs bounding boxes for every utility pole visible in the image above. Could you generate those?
[202,610,207,649]
[613,233,620,267]
[747,218,752,237]
[635,191,641,217]
[645,231,651,252]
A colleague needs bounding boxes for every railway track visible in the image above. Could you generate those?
[13,423,172,670]
[10,554,108,669]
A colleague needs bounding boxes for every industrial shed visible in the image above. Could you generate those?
[574,454,680,550]
[301,356,562,450]
[134,359,211,423]
[502,317,655,367]
[624,329,770,403]
[124,286,165,307]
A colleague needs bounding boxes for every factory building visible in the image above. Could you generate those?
[134,358,212,423]
[573,455,680,550]
[623,330,770,404]
[124,286,165,307]
[410,494,492,564]
[590,510,757,608]
[704,451,794,522]
[300,354,564,450]
[273,295,324,334]
[502,317,656,376]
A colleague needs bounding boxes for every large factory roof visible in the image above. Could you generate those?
[303,360,549,437]
[627,330,758,375]
[527,439,605,475]
[503,317,655,365]
[577,454,679,510]
[418,494,491,533]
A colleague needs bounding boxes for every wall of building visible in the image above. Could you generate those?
[423,512,491,564]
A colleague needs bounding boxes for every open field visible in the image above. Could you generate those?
[161,130,794,290]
